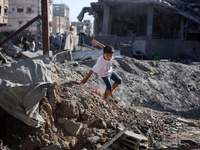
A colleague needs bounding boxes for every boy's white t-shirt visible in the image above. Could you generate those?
[92,55,113,77]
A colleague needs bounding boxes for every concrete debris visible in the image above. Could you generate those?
[6,43,22,57]
[52,50,72,63]
[0,55,200,149]
[118,127,148,150]
[57,118,68,124]
[87,136,100,144]
[177,118,198,127]
[20,50,53,59]
[64,120,83,136]
[0,52,7,64]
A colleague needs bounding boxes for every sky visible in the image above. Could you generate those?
[53,0,98,22]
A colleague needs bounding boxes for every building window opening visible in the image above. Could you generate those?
[4,6,8,16]
[0,6,2,15]
[19,21,23,25]
[54,6,59,11]
[26,7,33,14]
[17,7,24,13]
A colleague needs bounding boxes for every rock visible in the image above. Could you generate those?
[87,136,100,144]
[95,129,106,137]
[99,137,106,143]
[96,143,102,149]
[52,51,72,62]
[57,118,68,124]
[82,110,91,121]
[177,118,197,127]
[58,100,79,118]
[118,127,148,150]
[64,120,83,136]
[94,118,107,129]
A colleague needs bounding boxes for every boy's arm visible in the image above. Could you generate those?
[20,37,23,43]
[91,40,105,50]
[80,70,93,84]
[29,42,33,49]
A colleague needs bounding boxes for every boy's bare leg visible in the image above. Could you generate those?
[112,83,119,91]
[109,91,115,99]
[109,83,119,99]
[104,90,110,100]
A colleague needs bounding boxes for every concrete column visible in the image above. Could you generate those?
[102,4,110,35]
[146,6,154,37]
[108,13,113,35]
[179,16,184,40]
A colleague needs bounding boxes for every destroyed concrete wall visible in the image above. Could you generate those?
[91,0,200,41]
[83,36,200,60]
[146,39,200,60]
[0,0,8,27]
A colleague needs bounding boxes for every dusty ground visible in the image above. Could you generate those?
[0,56,200,150]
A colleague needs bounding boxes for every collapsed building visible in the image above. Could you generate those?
[78,0,200,61]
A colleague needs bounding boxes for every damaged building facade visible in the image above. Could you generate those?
[0,0,8,27]
[52,4,70,34]
[80,0,200,60]
[0,0,54,34]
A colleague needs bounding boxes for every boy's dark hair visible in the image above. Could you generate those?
[103,45,114,54]
[24,37,27,41]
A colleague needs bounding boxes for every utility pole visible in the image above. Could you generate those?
[37,0,42,39]
[41,0,49,56]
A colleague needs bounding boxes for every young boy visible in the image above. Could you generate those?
[80,40,122,100]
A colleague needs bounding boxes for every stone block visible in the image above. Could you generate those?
[57,118,68,124]
[177,118,197,127]
[64,120,83,136]
[87,136,100,144]
[118,127,148,150]
[53,50,72,62]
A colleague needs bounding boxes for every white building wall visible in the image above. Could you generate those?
[1,0,38,33]
[0,0,9,26]
[1,0,53,34]
[52,16,65,34]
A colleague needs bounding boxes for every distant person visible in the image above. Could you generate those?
[80,40,122,100]
[29,38,35,52]
[55,33,62,49]
[20,37,30,51]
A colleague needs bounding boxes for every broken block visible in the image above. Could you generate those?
[118,127,148,150]
[64,120,83,136]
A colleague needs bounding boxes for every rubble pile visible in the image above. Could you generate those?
[0,56,200,150]
[57,56,200,118]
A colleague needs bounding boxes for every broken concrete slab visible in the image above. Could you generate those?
[87,136,100,144]
[20,50,53,59]
[6,44,22,57]
[57,118,68,124]
[177,118,197,127]
[64,120,83,136]
[52,50,72,63]
[0,52,7,64]
[118,127,148,150]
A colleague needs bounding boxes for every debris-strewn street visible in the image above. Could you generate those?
[0,55,200,150]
